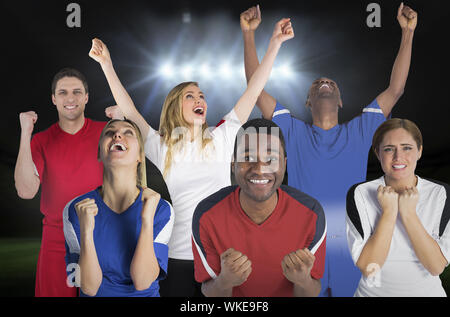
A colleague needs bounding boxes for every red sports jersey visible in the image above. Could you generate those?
[192,185,327,297]
[30,118,106,296]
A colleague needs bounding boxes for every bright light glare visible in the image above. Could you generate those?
[279,64,294,78]
[200,64,210,78]
[181,65,193,79]
[160,64,174,78]
[219,63,232,78]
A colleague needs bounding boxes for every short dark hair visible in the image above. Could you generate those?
[51,68,89,95]
[233,118,287,161]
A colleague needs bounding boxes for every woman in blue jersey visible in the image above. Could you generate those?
[63,119,174,297]
[346,119,449,297]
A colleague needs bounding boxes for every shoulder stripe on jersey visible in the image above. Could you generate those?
[154,200,175,245]
[192,186,238,258]
[215,119,226,128]
[192,235,217,280]
[280,185,326,253]
[423,178,450,237]
[273,109,290,118]
[63,197,81,255]
[362,108,384,114]
[346,183,365,240]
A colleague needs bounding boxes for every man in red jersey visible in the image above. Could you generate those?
[192,118,326,297]
[14,68,120,297]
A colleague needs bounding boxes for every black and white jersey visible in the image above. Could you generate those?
[346,176,450,297]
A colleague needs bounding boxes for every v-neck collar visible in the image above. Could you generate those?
[232,187,283,228]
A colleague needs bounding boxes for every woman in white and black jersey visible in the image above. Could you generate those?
[346,118,449,297]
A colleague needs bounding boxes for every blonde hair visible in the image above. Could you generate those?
[99,119,147,188]
[372,118,423,155]
[159,82,213,178]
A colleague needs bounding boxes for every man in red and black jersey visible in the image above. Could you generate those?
[192,118,327,297]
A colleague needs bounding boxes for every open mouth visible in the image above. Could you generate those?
[109,142,127,152]
[319,83,332,91]
[64,105,78,110]
[392,164,406,170]
[193,106,205,115]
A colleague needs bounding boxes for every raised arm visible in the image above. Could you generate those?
[14,111,40,199]
[241,5,278,120]
[376,3,417,117]
[89,38,151,139]
[130,188,161,291]
[234,16,294,123]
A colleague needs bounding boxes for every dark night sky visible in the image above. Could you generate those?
[1,0,449,237]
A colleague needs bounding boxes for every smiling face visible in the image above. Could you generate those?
[306,77,342,109]
[51,76,88,122]
[99,120,142,170]
[233,132,286,203]
[181,84,207,126]
[376,128,422,185]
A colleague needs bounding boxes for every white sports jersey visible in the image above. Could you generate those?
[346,176,450,297]
[145,110,242,260]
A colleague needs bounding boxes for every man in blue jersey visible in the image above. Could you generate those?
[240,4,417,296]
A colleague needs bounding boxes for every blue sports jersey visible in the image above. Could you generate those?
[63,187,174,297]
[272,99,386,297]
[272,99,386,235]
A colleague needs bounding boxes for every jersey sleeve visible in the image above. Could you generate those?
[307,200,327,280]
[436,184,450,266]
[211,109,243,152]
[192,213,220,283]
[153,199,175,281]
[271,102,307,150]
[346,184,373,264]
[30,133,44,180]
[63,197,82,271]
[347,99,387,147]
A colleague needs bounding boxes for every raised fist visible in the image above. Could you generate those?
[89,38,112,66]
[397,3,417,31]
[19,111,38,136]
[271,18,295,44]
[105,105,124,120]
[240,5,261,32]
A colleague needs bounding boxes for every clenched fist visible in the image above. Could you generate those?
[89,38,112,66]
[218,248,252,289]
[377,185,399,217]
[398,186,419,218]
[282,248,315,286]
[75,198,98,234]
[271,18,295,45]
[19,111,38,136]
[397,3,417,31]
[141,187,161,225]
[105,105,124,120]
[240,5,261,33]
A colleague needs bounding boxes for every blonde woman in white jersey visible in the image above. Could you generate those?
[88,16,294,296]
[346,119,449,297]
